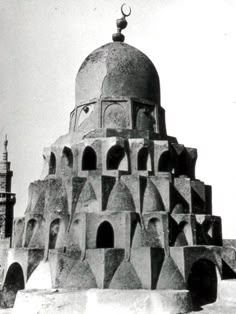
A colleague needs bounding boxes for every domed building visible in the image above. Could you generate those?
[0,7,232,313]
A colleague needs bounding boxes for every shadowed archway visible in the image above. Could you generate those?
[106,145,126,170]
[158,151,173,173]
[1,263,25,308]
[82,147,97,170]
[187,259,217,310]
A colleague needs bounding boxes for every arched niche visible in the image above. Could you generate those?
[24,219,37,247]
[135,105,155,131]
[49,152,56,175]
[49,218,62,249]
[147,218,162,247]
[158,151,173,173]
[187,259,217,310]
[82,146,97,170]
[96,221,114,248]
[61,147,73,174]
[106,145,127,170]
[137,147,151,171]
[175,152,188,176]
[69,219,81,248]
[2,263,25,308]
[14,219,24,248]
[104,103,128,128]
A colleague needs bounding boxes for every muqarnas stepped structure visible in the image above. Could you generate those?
[0,7,230,312]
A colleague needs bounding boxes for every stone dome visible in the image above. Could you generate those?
[75,42,160,106]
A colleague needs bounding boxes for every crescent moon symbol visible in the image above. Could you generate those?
[121,3,131,17]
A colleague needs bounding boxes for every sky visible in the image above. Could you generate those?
[0,0,236,238]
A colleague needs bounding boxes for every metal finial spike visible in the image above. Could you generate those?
[112,4,131,43]
[3,134,8,161]
[4,134,8,150]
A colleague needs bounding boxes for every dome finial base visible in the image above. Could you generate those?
[112,4,131,42]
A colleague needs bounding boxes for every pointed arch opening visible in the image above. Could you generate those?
[2,263,24,308]
[106,145,126,170]
[61,147,73,174]
[49,218,61,249]
[49,152,56,175]
[24,219,37,247]
[187,259,217,310]
[96,221,114,248]
[158,151,173,172]
[137,147,150,171]
[82,147,97,170]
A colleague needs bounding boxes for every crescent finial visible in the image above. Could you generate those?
[112,4,131,42]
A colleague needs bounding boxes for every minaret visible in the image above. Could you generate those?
[0,135,15,240]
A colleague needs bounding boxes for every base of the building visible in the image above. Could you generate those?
[218,279,236,303]
[12,288,192,314]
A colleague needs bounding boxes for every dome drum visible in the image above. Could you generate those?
[70,96,166,136]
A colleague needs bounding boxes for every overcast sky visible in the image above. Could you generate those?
[0,0,236,238]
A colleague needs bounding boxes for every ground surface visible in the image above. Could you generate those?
[190,301,236,313]
[0,300,235,314]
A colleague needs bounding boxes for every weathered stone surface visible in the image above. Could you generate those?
[26,261,52,290]
[13,289,191,314]
[218,279,236,303]
[156,256,186,290]
[75,43,160,107]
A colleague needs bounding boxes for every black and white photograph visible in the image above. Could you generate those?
[0,1,236,313]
